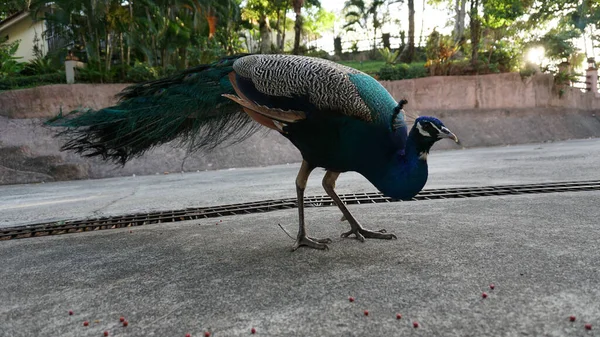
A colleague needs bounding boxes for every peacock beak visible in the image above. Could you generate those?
[439,126,459,143]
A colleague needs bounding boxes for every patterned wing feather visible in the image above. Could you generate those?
[232,54,409,129]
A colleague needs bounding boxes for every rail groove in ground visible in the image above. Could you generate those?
[2,180,599,240]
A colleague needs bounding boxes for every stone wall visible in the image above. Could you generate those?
[1,73,599,185]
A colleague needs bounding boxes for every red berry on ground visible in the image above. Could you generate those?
[123,321,128,327]
[119,316,125,322]
[413,321,419,328]
[585,324,592,330]
[251,327,256,334]
[68,310,73,315]
[83,321,89,327]
[204,332,211,337]
[364,310,369,316]
[185,334,191,337]
[104,331,109,337]
[569,316,576,322]
[348,296,355,302]
[396,313,402,320]
[482,292,488,298]
[490,284,495,290]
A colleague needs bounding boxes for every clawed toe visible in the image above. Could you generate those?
[292,236,331,251]
[341,228,397,242]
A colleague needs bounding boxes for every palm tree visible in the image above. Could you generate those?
[343,0,385,51]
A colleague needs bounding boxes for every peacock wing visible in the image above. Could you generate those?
[229,54,415,130]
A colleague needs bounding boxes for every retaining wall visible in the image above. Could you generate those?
[1,73,599,185]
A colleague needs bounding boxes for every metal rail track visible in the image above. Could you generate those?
[2,180,600,240]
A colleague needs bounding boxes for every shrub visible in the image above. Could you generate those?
[377,63,428,80]
[0,41,24,78]
[379,48,400,65]
[126,61,160,82]
[20,56,58,76]
[0,72,66,90]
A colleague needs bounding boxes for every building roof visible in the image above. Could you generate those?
[0,11,29,33]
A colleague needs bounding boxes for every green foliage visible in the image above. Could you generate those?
[377,63,428,80]
[0,41,24,78]
[479,40,520,72]
[126,61,160,83]
[337,60,385,76]
[304,47,331,59]
[20,56,58,76]
[303,6,335,41]
[0,72,66,91]
[76,60,119,83]
[539,28,581,61]
[378,48,399,65]
[483,0,528,28]
[425,30,458,75]
[519,62,539,78]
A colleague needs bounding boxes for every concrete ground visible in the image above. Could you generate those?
[1,139,600,336]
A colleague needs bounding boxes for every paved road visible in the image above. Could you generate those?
[1,139,600,336]
[1,138,600,228]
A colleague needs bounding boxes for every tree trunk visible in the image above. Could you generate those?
[275,9,282,52]
[105,32,112,73]
[293,12,303,54]
[281,5,288,51]
[373,27,377,51]
[453,0,467,43]
[119,32,125,80]
[127,1,132,66]
[399,0,415,63]
[259,14,272,54]
[470,0,480,67]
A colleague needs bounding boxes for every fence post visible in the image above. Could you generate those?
[65,60,76,84]
[586,57,597,94]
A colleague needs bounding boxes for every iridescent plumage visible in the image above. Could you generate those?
[48,54,457,250]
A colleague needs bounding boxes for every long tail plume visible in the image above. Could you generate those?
[47,55,259,165]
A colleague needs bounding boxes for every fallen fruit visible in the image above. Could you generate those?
[204,332,211,337]
[585,324,592,330]
[364,310,369,316]
[119,316,125,322]
[489,284,495,290]
[83,321,89,327]
[348,297,355,302]
[68,310,73,316]
[396,314,402,320]
[251,327,256,334]
[104,331,109,336]
[123,321,128,327]
[482,292,488,299]
[413,321,419,328]
[185,334,191,337]
[570,316,576,322]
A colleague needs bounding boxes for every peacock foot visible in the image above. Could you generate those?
[292,236,332,251]
[341,226,398,242]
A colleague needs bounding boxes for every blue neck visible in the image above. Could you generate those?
[364,129,435,200]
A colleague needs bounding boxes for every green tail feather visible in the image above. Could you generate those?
[47,54,259,165]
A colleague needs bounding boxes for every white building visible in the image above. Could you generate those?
[0,11,48,61]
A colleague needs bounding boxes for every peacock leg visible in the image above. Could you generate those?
[292,160,333,251]
[322,171,397,242]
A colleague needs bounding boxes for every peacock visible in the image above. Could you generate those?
[48,54,459,250]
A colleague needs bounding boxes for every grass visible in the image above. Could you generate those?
[336,60,386,76]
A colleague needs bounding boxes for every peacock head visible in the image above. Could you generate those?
[411,116,459,147]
